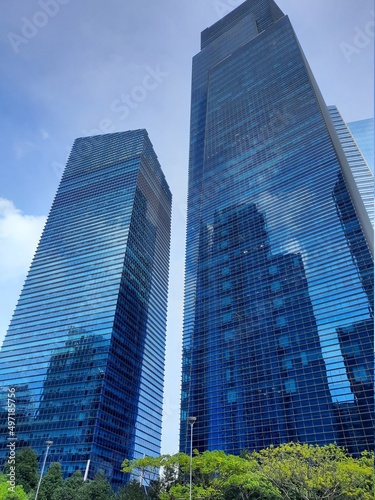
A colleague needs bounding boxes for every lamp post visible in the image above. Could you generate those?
[187,416,196,500]
[35,440,53,500]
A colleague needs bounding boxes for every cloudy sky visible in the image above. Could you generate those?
[0,0,373,455]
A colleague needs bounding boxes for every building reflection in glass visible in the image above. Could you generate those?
[180,0,373,456]
[0,131,171,489]
[182,203,338,454]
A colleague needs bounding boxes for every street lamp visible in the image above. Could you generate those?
[187,416,196,500]
[35,440,53,500]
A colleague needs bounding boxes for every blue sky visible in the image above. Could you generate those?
[0,0,373,455]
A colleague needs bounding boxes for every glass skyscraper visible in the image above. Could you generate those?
[180,0,373,456]
[0,130,172,488]
[348,117,374,175]
[329,106,374,228]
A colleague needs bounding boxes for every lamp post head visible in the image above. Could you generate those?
[187,416,197,425]
[45,441,53,447]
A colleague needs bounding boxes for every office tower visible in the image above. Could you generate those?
[329,106,374,227]
[348,117,374,174]
[0,130,172,488]
[180,0,374,455]
[334,319,374,455]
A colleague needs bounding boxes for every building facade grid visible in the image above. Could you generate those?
[180,0,373,456]
[0,130,171,489]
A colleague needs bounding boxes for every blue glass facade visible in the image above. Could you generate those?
[180,0,374,455]
[329,106,374,227]
[0,130,171,488]
[348,118,374,174]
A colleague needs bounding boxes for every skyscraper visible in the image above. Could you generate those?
[329,106,374,227]
[180,0,374,455]
[348,117,374,174]
[0,130,172,488]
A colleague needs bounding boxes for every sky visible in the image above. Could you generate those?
[0,0,374,456]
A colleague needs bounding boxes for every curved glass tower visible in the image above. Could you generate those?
[180,0,373,456]
[0,130,171,488]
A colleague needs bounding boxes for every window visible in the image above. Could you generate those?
[224,330,234,341]
[222,312,232,323]
[222,281,231,291]
[273,298,283,308]
[227,390,237,403]
[276,316,287,327]
[221,267,230,276]
[300,352,308,366]
[342,342,361,357]
[271,280,281,291]
[352,365,368,382]
[278,334,290,348]
[282,357,293,370]
[284,378,297,394]
[221,296,232,307]
[269,265,278,275]
[293,256,300,267]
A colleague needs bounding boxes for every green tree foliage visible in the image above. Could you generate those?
[147,479,163,499]
[123,453,188,497]
[5,448,38,494]
[0,473,28,500]
[51,470,85,500]
[123,450,278,499]
[220,472,282,499]
[79,470,115,500]
[160,482,214,499]
[4,443,371,499]
[191,449,279,498]
[116,479,147,499]
[122,444,374,500]
[37,463,63,500]
[123,453,189,483]
[251,442,374,500]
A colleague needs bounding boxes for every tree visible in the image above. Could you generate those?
[251,442,374,500]
[37,463,63,500]
[221,473,282,500]
[161,483,214,499]
[61,470,85,490]
[0,473,28,500]
[190,450,279,499]
[122,453,189,497]
[123,450,279,499]
[79,471,114,500]
[116,480,146,499]
[51,486,79,500]
[5,448,38,494]
[122,445,374,499]
[51,470,85,500]
[147,479,163,500]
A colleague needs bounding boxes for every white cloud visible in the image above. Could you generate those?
[0,199,46,347]
[0,199,46,283]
